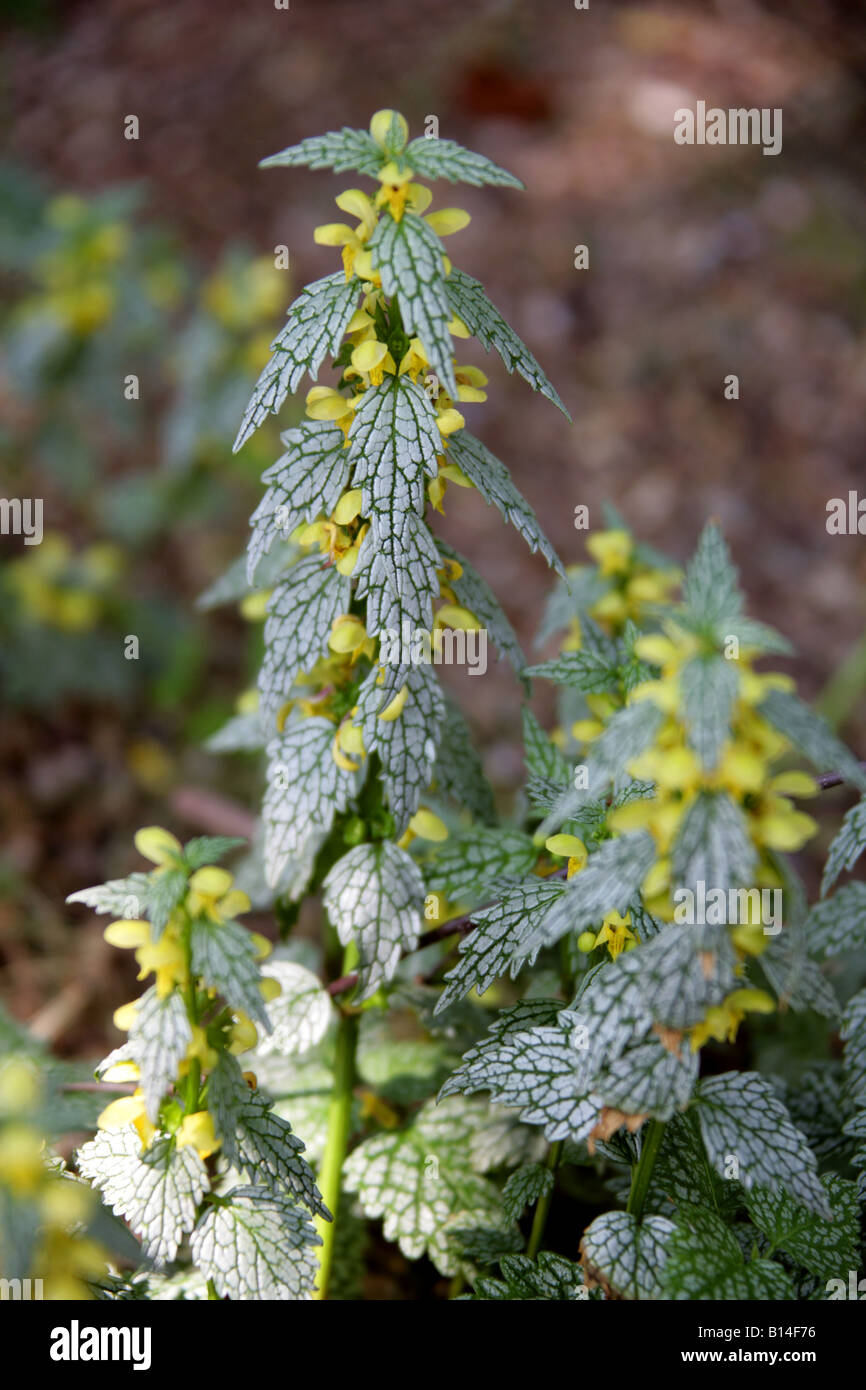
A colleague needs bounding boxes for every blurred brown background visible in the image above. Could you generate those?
[3,0,866,1049]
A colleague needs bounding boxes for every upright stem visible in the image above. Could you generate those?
[313,1002,358,1300]
[626,1118,665,1221]
[526,1139,563,1259]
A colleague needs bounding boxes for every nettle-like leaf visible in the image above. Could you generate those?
[404,136,523,189]
[67,872,152,920]
[206,711,265,754]
[147,868,189,940]
[247,422,351,582]
[680,655,738,771]
[447,433,563,575]
[191,1186,321,1301]
[182,836,246,870]
[538,702,663,831]
[189,917,270,1029]
[662,1204,794,1300]
[647,1111,741,1219]
[356,662,445,834]
[438,542,525,677]
[783,1065,850,1164]
[637,922,738,1031]
[501,1163,553,1222]
[260,126,383,175]
[760,925,839,1021]
[77,1129,207,1266]
[522,707,571,786]
[841,987,866,1110]
[446,267,568,416]
[257,959,334,1059]
[672,791,756,895]
[348,374,441,639]
[263,716,359,888]
[524,832,657,949]
[527,647,621,695]
[426,825,538,902]
[368,212,457,396]
[759,688,866,795]
[436,878,567,1011]
[258,555,350,725]
[681,522,742,630]
[342,1096,509,1276]
[695,1072,831,1218]
[128,987,192,1123]
[208,1054,327,1218]
[233,273,359,451]
[580,1210,675,1300]
[323,841,425,1000]
[439,1005,600,1143]
[433,698,496,823]
[466,1252,585,1301]
[745,1174,859,1284]
[821,797,866,895]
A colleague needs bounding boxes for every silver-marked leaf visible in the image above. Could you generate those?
[207,1054,327,1218]
[426,825,537,902]
[343,1096,508,1275]
[527,648,620,694]
[247,421,351,581]
[440,1010,600,1145]
[437,878,567,1011]
[745,1174,859,1283]
[841,987,866,1112]
[259,554,350,725]
[76,1129,207,1266]
[433,698,496,823]
[682,523,741,629]
[759,689,866,795]
[263,717,359,888]
[368,212,457,396]
[761,926,839,1020]
[356,661,445,834]
[189,917,270,1029]
[637,923,738,1031]
[446,268,568,416]
[467,1251,584,1301]
[67,873,151,920]
[260,127,383,176]
[822,798,866,896]
[662,1204,794,1300]
[501,1163,553,1222]
[323,841,425,1000]
[146,867,189,940]
[206,711,265,753]
[695,1072,831,1217]
[404,136,523,189]
[447,433,563,575]
[680,655,738,771]
[438,541,525,676]
[522,708,571,787]
[258,960,334,1058]
[526,833,656,949]
[233,273,359,451]
[191,1185,321,1301]
[128,988,192,1123]
[580,1210,674,1300]
[536,701,663,833]
[672,791,756,896]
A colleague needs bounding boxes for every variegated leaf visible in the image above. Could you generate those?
[258,554,350,726]
[323,841,425,1000]
[247,421,351,581]
[368,212,457,396]
[447,432,563,575]
[263,717,359,888]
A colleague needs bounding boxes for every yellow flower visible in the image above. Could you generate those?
[0,1123,44,1194]
[586,529,633,576]
[544,834,588,879]
[97,1091,156,1148]
[187,867,250,923]
[305,385,356,430]
[593,910,636,960]
[398,806,450,848]
[134,826,183,867]
[333,719,366,772]
[689,988,775,1051]
[176,1111,220,1160]
[328,613,369,659]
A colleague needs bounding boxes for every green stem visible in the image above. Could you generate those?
[313,1001,358,1300]
[526,1140,563,1259]
[626,1119,665,1221]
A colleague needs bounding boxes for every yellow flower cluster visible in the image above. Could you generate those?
[6,534,123,632]
[0,1058,106,1299]
[561,528,681,650]
[606,627,819,922]
[99,827,278,1160]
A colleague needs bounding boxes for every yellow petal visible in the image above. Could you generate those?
[436,407,465,436]
[112,1001,139,1032]
[328,614,367,654]
[425,209,471,237]
[134,826,182,866]
[188,866,233,899]
[259,976,282,1003]
[351,339,388,374]
[370,110,409,151]
[545,834,587,861]
[333,489,363,525]
[408,808,449,842]
[177,1111,220,1159]
[104,920,151,949]
[313,222,355,246]
[379,685,409,721]
[98,1095,147,1130]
